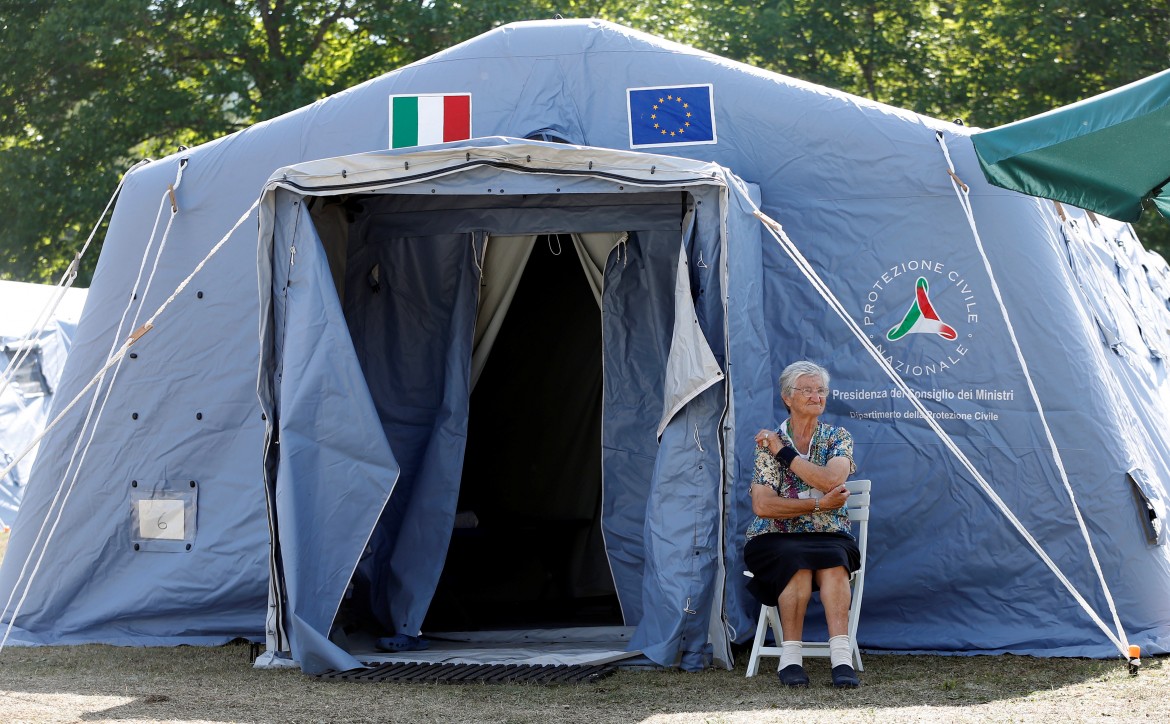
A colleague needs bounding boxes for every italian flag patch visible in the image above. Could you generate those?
[389,93,472,149]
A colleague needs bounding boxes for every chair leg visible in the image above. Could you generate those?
[745,604,771,677]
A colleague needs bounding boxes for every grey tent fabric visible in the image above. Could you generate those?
[471,232,620,389]
[572,232,625,306]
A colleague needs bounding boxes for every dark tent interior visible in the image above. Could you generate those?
[426,234,622,631]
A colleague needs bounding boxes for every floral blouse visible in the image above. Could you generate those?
[745,421,857,540]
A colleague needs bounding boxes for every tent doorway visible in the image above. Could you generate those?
[258,141,743,672]
[312,188,695,661]
[425,234,622,632]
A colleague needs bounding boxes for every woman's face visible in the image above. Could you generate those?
[782,373,828,417]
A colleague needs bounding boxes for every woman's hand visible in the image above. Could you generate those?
[754,429,781,455]
[820,484,850,511]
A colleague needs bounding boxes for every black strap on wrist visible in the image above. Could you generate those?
[774,445,798,468]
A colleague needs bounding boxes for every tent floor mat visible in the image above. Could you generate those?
[315,661,617,685]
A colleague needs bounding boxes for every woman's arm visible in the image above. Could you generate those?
[757,427,853,493]
[751,481,849,519]
[787,455,851,493]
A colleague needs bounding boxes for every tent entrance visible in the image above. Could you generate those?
[316,189,688,661]
[259,141,743,672]
[424,233,621,633]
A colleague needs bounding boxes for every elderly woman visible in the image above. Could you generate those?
[746,360,860,688]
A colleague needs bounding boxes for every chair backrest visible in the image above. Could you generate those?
[843,479,871,569]
[844,479,870,521]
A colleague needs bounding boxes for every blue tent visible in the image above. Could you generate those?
[3,19,1169,672]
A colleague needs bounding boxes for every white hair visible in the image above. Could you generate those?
[778,360,830,400]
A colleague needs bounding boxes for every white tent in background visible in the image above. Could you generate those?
[0,280,88,528]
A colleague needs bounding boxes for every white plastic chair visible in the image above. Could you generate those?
[744,478,871,677]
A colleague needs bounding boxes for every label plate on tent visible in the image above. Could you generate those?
[136,499,186,540]
[129,479,198,551]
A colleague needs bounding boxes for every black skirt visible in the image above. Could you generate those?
[743,531,861,606]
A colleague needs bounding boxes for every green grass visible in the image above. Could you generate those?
[1,532,1165,722]
[0,641,1164,723]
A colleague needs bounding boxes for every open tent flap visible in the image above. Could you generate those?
[470,230,624,389]
[470,234,537,388]
[257,142,752,672]
[257,189,402,674]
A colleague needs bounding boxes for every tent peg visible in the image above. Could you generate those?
[1128,644,1141,676]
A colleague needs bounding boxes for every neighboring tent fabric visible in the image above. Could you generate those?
[972,68,1170,221]
[0,281,88,527]
[3,19,1170,670]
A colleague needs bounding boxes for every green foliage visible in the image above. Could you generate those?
[2,0,1170,281]
[935,1,1170,127]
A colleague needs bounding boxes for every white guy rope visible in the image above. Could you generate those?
[1,157,172,636]
[0,160,181,505]
[0,160,189,647]
[935,131,1128,653]
[0,159,150,401]
[728,171,1129,657]
[0,184,259,654]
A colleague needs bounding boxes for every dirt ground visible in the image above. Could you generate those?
[0,641,1165,724]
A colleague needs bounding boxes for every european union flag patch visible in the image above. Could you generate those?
[627,84,717,148]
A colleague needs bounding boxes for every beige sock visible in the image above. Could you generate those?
[829,634,852,668]
[780,640,803,668]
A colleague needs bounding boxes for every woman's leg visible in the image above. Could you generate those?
[815,566,852,637]
[778,569,813,641]
[816,565,860,686]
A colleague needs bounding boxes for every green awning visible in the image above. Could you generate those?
[972,69,1170,222]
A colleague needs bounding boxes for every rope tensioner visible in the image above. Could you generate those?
[127,323,154,345]
[946,168,969,193]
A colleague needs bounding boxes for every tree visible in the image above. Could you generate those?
[0,0,549,283]
[939,1,1170,250]
[693,1,948,112]
[4,1,1170,281]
